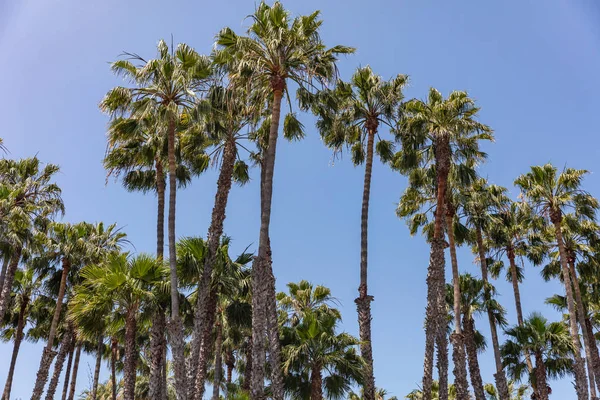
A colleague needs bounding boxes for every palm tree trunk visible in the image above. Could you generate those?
[265,254,284,400]
[586,316,600,393]
[463,316,486,400]
[61,338,75,400]
[212,318,223,400]
[506,248,534,373]
[67,342,82,400]
[91,335,104,400]
[123,309,138,400]
[0,255,10,299]
[422,135,450,400]
[226,350,234,384]
[243,336,252,393]
[445,209,469,399]
[153,158,167,400]
[475,227,509,400]
[150,310,166,400]
[310,362,323,400]
[165,116,188,400]
[111,338,118,400]
[251,82,284,400]
[195,290,218,400]
[32,257,70,400]
[191,136,238,400]
[45,327,74,400]
[569,257,598,399]
[355,128,376,400]
[534,350,549,400]
[552,218,589,400]
[2,294,29,400]
[0,248,22,323]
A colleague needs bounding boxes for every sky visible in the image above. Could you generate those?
[2,0,600,398]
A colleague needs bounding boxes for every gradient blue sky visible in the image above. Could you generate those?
[2,0,600,398]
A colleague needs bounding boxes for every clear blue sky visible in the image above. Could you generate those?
[2,0,600,398]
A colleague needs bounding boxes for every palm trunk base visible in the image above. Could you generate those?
[493,370,510,400]
[31,347,58,400]
[355,289,375,400]
[167,317,189,400]
[449,333,469,399]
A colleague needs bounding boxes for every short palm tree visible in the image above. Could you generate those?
[405,380,457,400]
[101,40,212,399]
[397,88,492,400]
[515,164,598,400]
[502,313,574,400]
[0,157,63,323]
[483,381,530,400]
[214,4,354,398]
[301,66,407,399]
[72,253,168,400]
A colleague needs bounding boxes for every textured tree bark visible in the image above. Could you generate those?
[422,239,444,400]
[435,303,449,400]
[310,362,323,400]
[212,319,223,400]
[445,208,469,399]
[195,290,218,400]
[150,311,166,400]
[356,128,376,400]
[225,350,235,384]
[91,335,104,400]
[45,327,74,400]
[123,309,138,400]
[569,257,598,399]
[32,258,70,400]
[463,316,486,400]
[251,82,284,400]
[61,338,75,400]
[191,136,238,400]
[67,342,82,400]
[475,228,509,400]
[534,350,549,400]
[3,293,29,400]
[242,336,252,392]
[506,248,534,373]
[265,252,284,400]
[165,115,188,400]
[586,316,600,393]
[111,338,118,400]
[0,248,22,323]
[552,218,589,400]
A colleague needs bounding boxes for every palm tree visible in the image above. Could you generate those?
[502,313,575,400]
[459,178,511,400]
[101,40,212,399]
[279,282,364,400]
[301,66,406,399]
[214,4,353,398]
[72,253,168,400]
[483,381,530,400]
[1,266,42,399]
[0,157,64,323]
[397,88,492,400]
[31,222,126,400]
[182,84,254,399]
[405,381,457,400]
[515,164,598,400]
[446,274,507,400]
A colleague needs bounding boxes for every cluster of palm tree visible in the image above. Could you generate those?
[3,2,600,400]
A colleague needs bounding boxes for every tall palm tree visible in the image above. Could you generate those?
[72,253,168,400]
[301,66,407,399]
[1,266,42,399]
[515,164,598,400]
[0,157,64,323]
[502,313,575,400]
[397,88,492,400]
[214,4,353,398]
[31,222,126,400]
[101,40,212,399]
[459,178,511,400]
[182,84,254,398]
